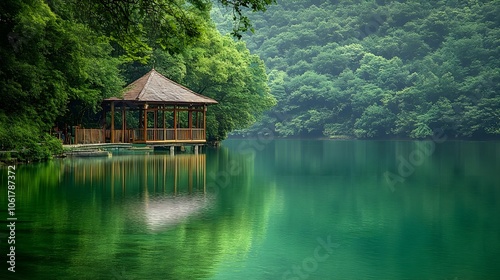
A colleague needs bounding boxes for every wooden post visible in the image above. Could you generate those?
[163,107,166,140]
[154,107,158,140]
[203,105,207,141]
[110,101,115,143]
[143,104,148,142]
[188,107,193,140]
[124,105,128,142]
[121,104,125,143]
[173,105,177,140]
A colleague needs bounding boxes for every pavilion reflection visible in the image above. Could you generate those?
[62,153,206,196]
[62,153,209,230]
[143,194,210,230]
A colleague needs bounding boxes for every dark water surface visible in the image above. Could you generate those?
[1,140,499,280]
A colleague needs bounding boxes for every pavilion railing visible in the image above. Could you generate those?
[192,129,205,140]
[74,128,105,144]
[131,128,205,142]
[74,128,205,144]
[107,129,134,143]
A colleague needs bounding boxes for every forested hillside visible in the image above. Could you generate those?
[0,0,275,161]
[216,0,500,139]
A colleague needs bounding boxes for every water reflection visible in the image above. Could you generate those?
[4,140,497,279]
[230,139,500,279]
[144,195,210,230]
[0,149,278,279]
[60,153,207,197]
[60,154,212,232]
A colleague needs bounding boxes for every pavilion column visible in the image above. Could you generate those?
[173,105,177,140]
[188,107,193,140]
[203,105,207,140]
[163,107,166,140]
[154,107,158,141]
[143,104,148,142]
[110,101,115,143]
[121,104,126,143]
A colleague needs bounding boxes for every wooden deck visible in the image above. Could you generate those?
[74,128,206,145]
[64,143,133,149]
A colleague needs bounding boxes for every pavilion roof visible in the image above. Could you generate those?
[105,69,217,105]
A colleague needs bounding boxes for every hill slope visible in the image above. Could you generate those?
[215,0,500,139]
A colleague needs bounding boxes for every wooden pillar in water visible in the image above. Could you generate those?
[110,101,115,143]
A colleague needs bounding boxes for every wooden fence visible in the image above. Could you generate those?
[74,128,205,144]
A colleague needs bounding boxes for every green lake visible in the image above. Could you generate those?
[1,139,499,280]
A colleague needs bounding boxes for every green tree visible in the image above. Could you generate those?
[0,0,124,160]
[354,105,395,138]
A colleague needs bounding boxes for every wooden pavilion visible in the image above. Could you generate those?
[74,69,217,145]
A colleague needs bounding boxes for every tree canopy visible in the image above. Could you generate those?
[0,0,275,160]
[215,0,500,139]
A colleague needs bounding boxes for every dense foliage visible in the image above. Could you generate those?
[219,0,500,139]
[0,0,123,160]
[0,0,274,160]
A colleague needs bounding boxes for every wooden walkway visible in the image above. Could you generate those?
[63,142,203,156]
[63,143,133,150]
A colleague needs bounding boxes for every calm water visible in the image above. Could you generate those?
[1,140,499,280]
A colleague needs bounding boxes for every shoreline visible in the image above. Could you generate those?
[224,136,500,142]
